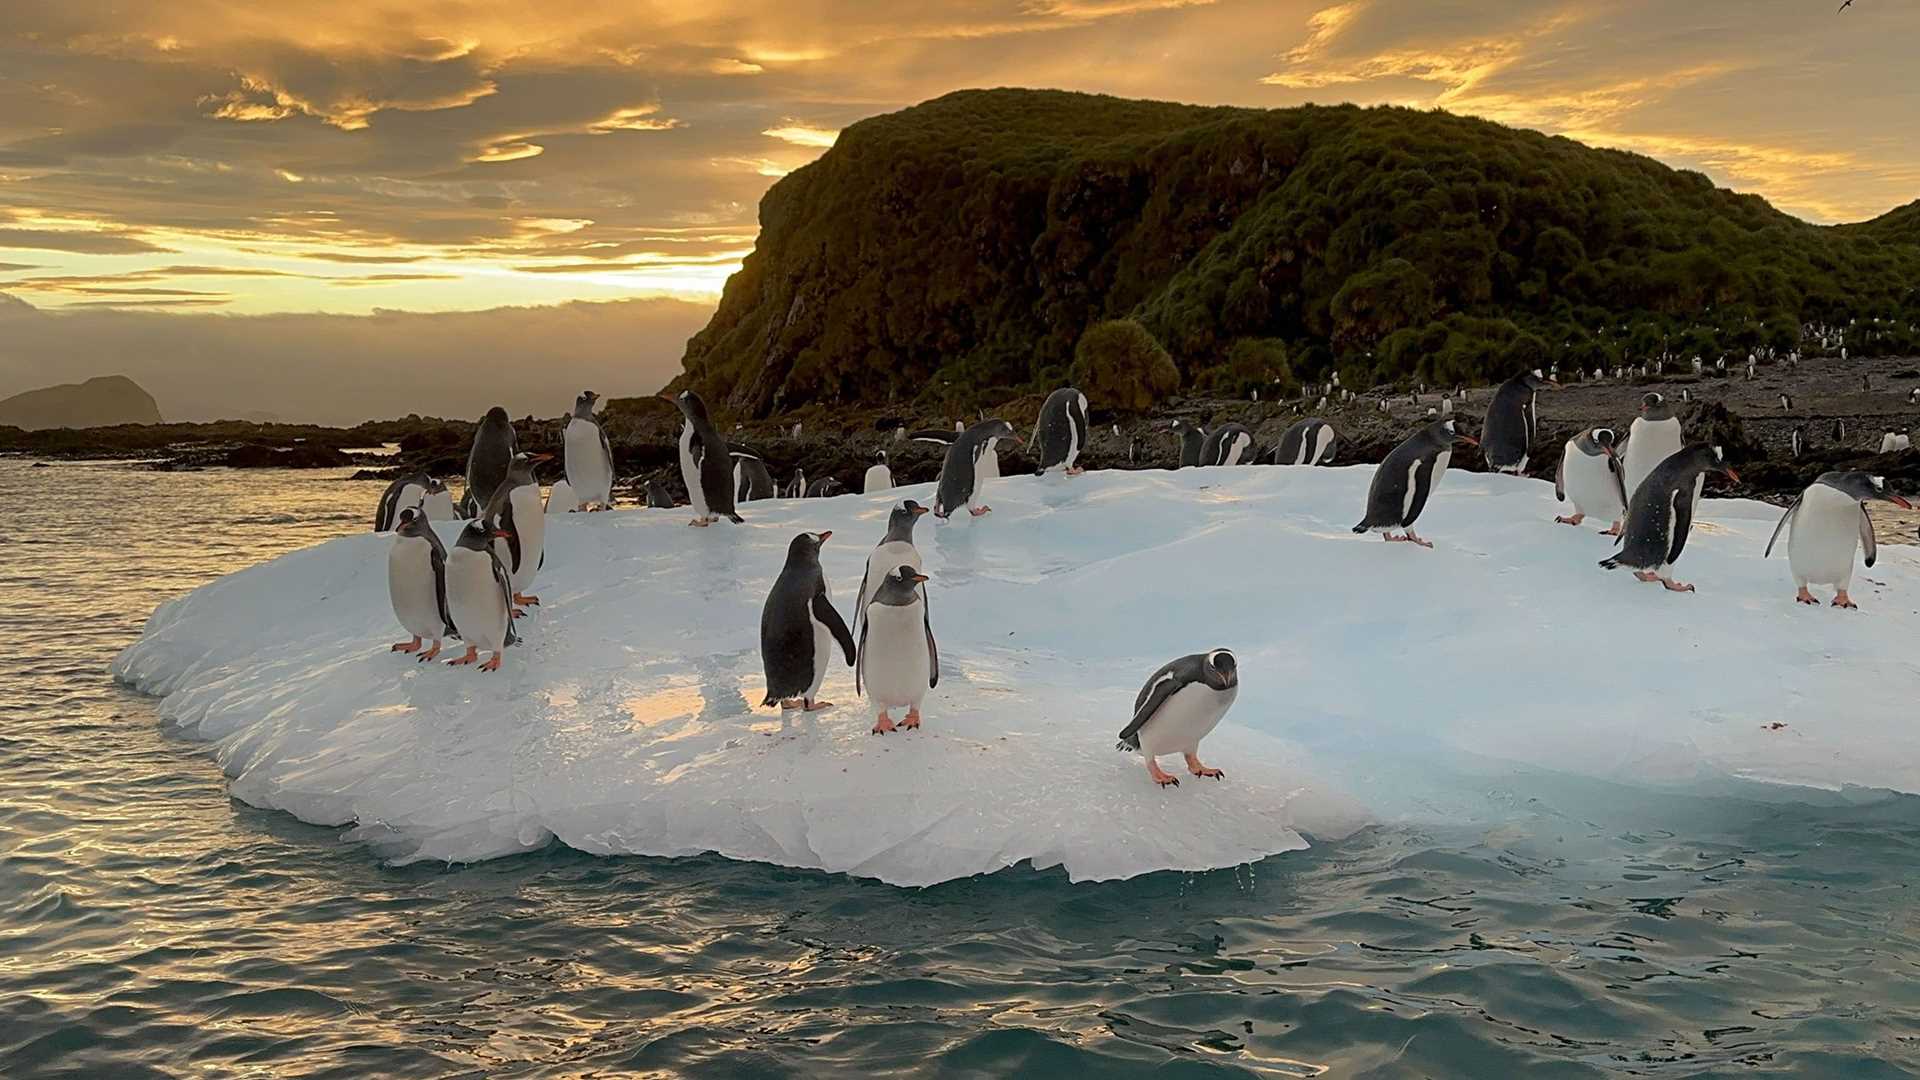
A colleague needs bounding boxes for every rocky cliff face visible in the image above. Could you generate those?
[0,375,163,429]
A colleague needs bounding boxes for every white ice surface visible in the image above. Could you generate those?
[113,466,1920,886]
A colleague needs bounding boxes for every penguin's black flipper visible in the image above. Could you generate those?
[1763,495,1802,558]
[813,586,855,666]
[1606,452,1630,511]
[854,618,869,695]
[498,496,524,572]
[1860,504,1877,568]
[1554,449,1566,502]
[489,548,519,647]
[923,588,939,688]
[1117,671,1180,752]
[429,541,456,637]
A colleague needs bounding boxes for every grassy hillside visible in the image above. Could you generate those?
[678,89,1920,417]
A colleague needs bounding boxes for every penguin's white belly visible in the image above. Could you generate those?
[447,548,508,652]
[1563,449,1623,518]
[862,601,931,709]
[1624,419,1682,501]
[422,490,459,521]
[978,445,1001,484]
[863,464,892,493]
[546,479,580,515]
[1789,486,1861,586]
[1881,434,1897,453]
[1137,683,1236,758]
[1898,435,1912,451]
[1063,408,1083,469]
[678,422,709,516]
[807,615,835,699]
[564,420,613,504]
[504,485,546,592]
[388,539,442,638]
[1223,433,1251,466]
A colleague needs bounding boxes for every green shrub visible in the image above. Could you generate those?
[1071,319,1180,412]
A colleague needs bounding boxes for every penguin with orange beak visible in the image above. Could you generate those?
[761,531,856,713]
[1765,471,1912,608]
[445,518,518,672]
[934,418,1021,519]
[1600,444,1739,593]
[485,451,553,613]
[1353,419,1479,548]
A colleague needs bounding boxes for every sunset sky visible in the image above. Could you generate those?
[3,1,1918,421]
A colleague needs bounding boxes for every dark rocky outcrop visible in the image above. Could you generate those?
[0,375,162,429]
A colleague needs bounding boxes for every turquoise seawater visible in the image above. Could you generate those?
[3,458,1918,1078]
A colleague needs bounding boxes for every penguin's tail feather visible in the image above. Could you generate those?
[1350,522,1368,534]
[1598,555,1621,570]
[762,690,779,707]
[1116,734,1140,752]
[726,513,744,524]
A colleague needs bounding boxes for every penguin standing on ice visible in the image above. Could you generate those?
[863,449,893,493]
[1481,369,1557,473]
[644,479,675,508]
[486,452,551,611]
[1115,650,1238,787]
[1353,419,1478,548]
[1621,392,1683,504]
[807,476,846,498]
[387,508,457,662]
[666,390,742,526]
[854,500,929,636]
[1600,444,1738,593]
[1170,420,1206,468]
[420,477,460,522]
[1033,387,1090,476]
[857,566,939,734]
[732,450,776,502]
[1200,423,1254,466]
[760,531,856,712]
[374,472,430,532]
[1765,471,1911,608]
[1554,428,1629,534]
[563,390,615,511]
[934,419,1019,519]
[545,479,580,515]
[1270,418,1336,465]
[463,407,516,517]
[445,518,518,671]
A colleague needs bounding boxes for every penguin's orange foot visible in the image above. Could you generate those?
[1403,531,1433,549]
[1147,760,1180,787]
[391,637,422,653]
[871,714,897,735]
[803,699,834,712]
[1633,571,1661,583]
[900,708,921,730]
[514,594,540,607]
[968,505,992,517]
[688,518,711,527]
[1555,513,1584,526]
[779,698,803,710]
[417,641,442,662]
[479,653,502,672]
[1066,466,1085,477]
[446,646,480,667]
[1796,587,1819,605]
[1832,592,1858,609]
[1661,578,1696,593]
[1184,753,1223,779]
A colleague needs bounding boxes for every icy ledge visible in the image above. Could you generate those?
[115,466,1919,885]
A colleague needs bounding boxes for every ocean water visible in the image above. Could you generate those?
[4,458,1919,1079]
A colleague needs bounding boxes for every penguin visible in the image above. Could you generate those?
[1439,396,1453,417]
[1791,426,1805,459]
[1599,444,1738,593]
[1907,387,1919,405]
[1880,431,1897,454]
[486,452,550,611]
[1481,369,1557,474]
[1765,471,1912,608]
[1898,428,1913,452]
[807,476,846,498]
[666,389,742,526]
[563,390,615,510]
[1554,428,1628,534]
[545,479,581,515]
[1779,393,1793,412]
[786,469,807,499]
[374,472,429,532]
[954,420,965,432]
[760,531,856,712]
[1352,418,1478,547]
[1200,423,1254,466]
[387,508,457,662]
[976,433,1004,484]
[1115,649,1237,787]
[644,479,675,508]
[933,419,1019,519]
[856,566,938,735]
[854,499,929,638]
[732,449,776,502]
[420,477,460,522]
[445,517,518,671]
[463,406,516,518]
[1271,418,1336,465]
[1621,392,1683,505]
[1033,387,1091,476]
[1833,418,1847,443]
[790,421,803,439]
[1170,420,1206,468]
[1680,388,1692,403]
[863,449,893,493]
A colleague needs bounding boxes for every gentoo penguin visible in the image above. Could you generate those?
[1170,420,1206,468]
[807,476,846,498]
[857,566,938,735]
[1898,428,1913,452]
[445,518,518,671]
[760,531,856,712]
[1115,649,1238,787]
[1791,426,1805,459]
[1554,428,1628,534]
[1270,418,1336,465]
[1439,396,1453,417]
[644,479,675,508]
[786,469,807,499]
[387,508,457,662]
[1352,418,1478,548]
[934,419,1019,519]
[374,472,429,532]
[854,499,929,637]
[863,449,893,493]
[1765,472,1912,608]
[1033,387,1091,476]
[666,389,742,526]
[1908,387,1919,405]
[420,477,460,522]
[545,479,581,515]
[1481,369,1557,473]
[1680,387,1693,403]
[1200,423,1254,466]
[976,433,1004,484]
[1879,431,1897,454]
[1779,393,1793,412]
[463,406,516,518]
[563,390,615,510]
[1599,444,1738,592]
[1833,418,1847,443]
[732,449,776,502]
[1621,392,1683,504]
[486,452,550,610]
[790,421,803,439]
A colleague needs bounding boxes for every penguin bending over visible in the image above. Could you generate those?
[445,518,519,671]
[1621,392,1683,504]
[375,472,430,532]
[1116,650,1237,787]
[1353,419,1478,547]
[1169,420,1206,468]
[934,419,1019,519]
[387,508,457,661]
[1599,444,1737,593]
[760,532,856,712]
[857,566,938,734]
[855,500,929,637]
[463,406,516,518]
[732,450,776,503]
[863,449,893,493]
[1554,428,1628,534]
[1764,471,1911,608]
[486,452,551,611]
[1270,418,1336,465]
[807,475,846,498]
[1201,423,1254,466]
[666,390,742,526]
[1482,369,1558,473]
[563,390,615,510]
[1033,387,1090,476]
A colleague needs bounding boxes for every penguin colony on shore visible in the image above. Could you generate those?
[376,365,1913,786]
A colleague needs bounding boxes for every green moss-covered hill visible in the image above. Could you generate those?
[676,88,1920,417]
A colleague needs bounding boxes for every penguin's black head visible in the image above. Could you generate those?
[1640,392,1662,412]
[423,476,448,494]
[787,530,831,561]
[395,508,426,536]
[1592,428,1617,451]
[484,406,510,424]
[1206,649,1237,688]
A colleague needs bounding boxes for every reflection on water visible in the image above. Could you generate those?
[2,458,1918,1076]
